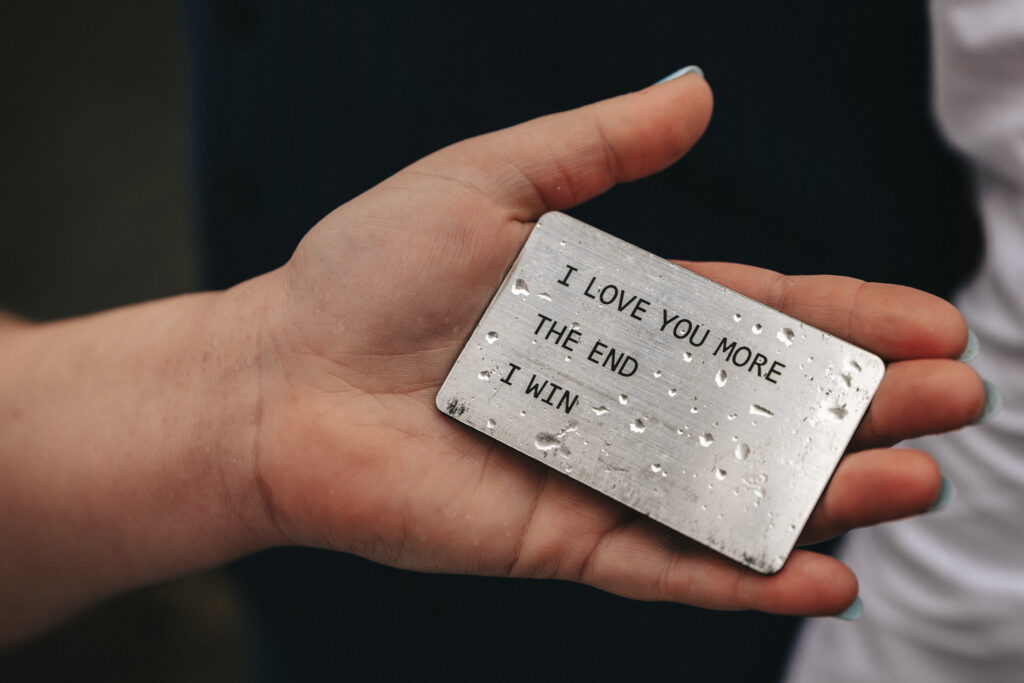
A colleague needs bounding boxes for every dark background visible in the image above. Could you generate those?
[1,2,978,681]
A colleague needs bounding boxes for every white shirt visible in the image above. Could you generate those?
[785,1,1024,681]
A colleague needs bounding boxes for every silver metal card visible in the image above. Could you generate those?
[436,212,884,573]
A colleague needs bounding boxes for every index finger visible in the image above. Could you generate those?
[674,261,968,361]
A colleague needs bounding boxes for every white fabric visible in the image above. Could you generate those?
[785,1,1024,681]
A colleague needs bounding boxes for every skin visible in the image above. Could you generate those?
[0,73,986,646]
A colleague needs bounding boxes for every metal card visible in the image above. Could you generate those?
[436,212,884,574]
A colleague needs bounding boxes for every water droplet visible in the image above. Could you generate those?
[537,292,552,301]
[690,406,699,414]
[715,369,728,387]
[749,404,774,417]
[535,433,561,451]
[777,327,795,346]
[592,405,610,416]
[682,351,694,363]
[630,418,646,433]
[676,427,686,435]
[565,355,572,362]
[699,433,714,447]
[478,370,492,381]
[727,413,737,421]
[715,468,727,480]
[559,239,567,247]
[752,323,763,334]
[733,313,742,322]
[485,331,499,344]
[486,419,497,429]
[821,402,849,420]
[734,443,750,460]
[511,279,529,296]
[653,369,663,378]
[520,410,527,417]
[571,322,580,330]
[650,463,663,474]
[846,358,862,373]
[668,388,678,397]
[618,394,629,405]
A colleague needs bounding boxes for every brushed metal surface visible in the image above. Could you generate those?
[436,212,884,573]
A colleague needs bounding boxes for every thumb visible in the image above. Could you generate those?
[408,67,713,220]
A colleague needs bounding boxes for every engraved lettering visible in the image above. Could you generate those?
[715,337,786,382]
[542,382,563,406]
[534,313,581,351]
[598,284,619,305]
[661,310,709,345]
[586,339,638,377]
[660,309,678,332]
[557,264,579,287]
[524,374,547,398]
[765,360,786,384]
[578,276,649,320]
[731,346,752,367]
[631,298,650,321]
[524,373,578,414]
[545,320,569,346]
[556,392,579,414]
[714,337,737,359]
[500,362,521,386]
[688,325,710,347]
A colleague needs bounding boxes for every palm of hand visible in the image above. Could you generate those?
[245,76,984,615]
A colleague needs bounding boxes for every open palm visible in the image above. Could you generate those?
[248,73,984,616]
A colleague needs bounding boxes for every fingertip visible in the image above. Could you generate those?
[862,285,968,360]
[926,476,956,512]
[833,596,863,621]
[972,378,1002,424]
[637,67,714,160]
[751,550,858,616]
[958,328,979,362]
[654,65,705,84]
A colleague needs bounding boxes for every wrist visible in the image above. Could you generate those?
[197,270,291,552]
[0,276,281,643]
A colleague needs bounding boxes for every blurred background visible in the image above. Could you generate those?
[0,3,249,681]
[0,2,981,681]
[0,2,198,319]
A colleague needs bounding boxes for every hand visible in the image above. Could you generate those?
[246,72,986,616]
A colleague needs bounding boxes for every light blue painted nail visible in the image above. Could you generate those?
[958,328,979,363]
[655,65,705,84]
[973,379,1002,424]
[927,476,956,512]
[834,596,862,621]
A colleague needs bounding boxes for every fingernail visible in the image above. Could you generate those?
[973,379,1002,424]
[927,476,956,512]
[958,328,979,362]
[834,596,862,621]
[655,65,705,84]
